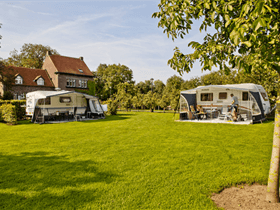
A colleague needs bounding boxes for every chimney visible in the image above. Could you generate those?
[46,51,52,56]
[79,56,83,61]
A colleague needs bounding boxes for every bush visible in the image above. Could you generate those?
[0,106,2,122]
[105,99,118,115]
[0,103,17,125]
[3,91,14,100]
[0,100,26,121]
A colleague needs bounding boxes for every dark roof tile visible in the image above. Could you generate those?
[49,55,93,76]
[10,66,54,87]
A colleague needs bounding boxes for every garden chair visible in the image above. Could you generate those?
[218,106,231,121]
[190,105,199,120]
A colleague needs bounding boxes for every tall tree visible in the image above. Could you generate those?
[5,43,59,69]
[0,62,15,97]
[136,80,153,94]
[153,0,280,202]
[164,75,184,112]
[143,91,158,112]
[96,64,134,100]
[153,79,166,96]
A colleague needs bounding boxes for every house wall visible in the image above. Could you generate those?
[42,56,58,87]
[57,74,94,91]
[11,85,55,99]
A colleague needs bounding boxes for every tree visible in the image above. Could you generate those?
[153,0,280,202]
[132,94,142,111]
[0,61,15,97]
[182,77,201,90]
[153,80,166,95]
[164,75,184,112]
[116,82,134,111]
[5,43,59,69]
[158,94,169,113]
[143,91,158,112]
[95,64,134,100]
[136,80,153,94]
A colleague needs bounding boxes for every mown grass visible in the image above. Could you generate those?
[0,112,274,209]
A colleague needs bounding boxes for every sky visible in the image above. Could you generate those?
[0,0,212,84]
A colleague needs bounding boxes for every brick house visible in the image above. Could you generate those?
[0,66,54,100]
[42,51,94,91]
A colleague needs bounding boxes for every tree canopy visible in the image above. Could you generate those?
[95,64,134,99]
[152,0,280,75]
[5,43,59,69]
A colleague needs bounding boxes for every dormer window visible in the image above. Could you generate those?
[78,69,83,73]
[15,75,23,84]
[37,77,44,86]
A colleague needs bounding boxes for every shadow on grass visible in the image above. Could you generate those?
[80,113,135,124]
[0,152,119,209]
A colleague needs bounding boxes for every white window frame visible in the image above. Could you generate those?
[15,75,23,84]
[37,77,44,86]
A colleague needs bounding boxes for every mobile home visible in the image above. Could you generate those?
[26,90,105,123]
[180,83,270,123]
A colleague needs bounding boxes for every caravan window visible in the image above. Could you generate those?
[38,98,51,105]
[242,92,249,101]
[60,97,72,103]
[260,92,269,101]
[219,92,227,99]
[201,93,213,101]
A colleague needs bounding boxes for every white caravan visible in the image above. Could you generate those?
[180,83,270,123]
[26,90,105,123]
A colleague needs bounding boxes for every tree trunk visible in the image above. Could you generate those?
[266,102,280,203]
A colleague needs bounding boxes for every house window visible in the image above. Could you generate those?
[37,77,44,86]
[84,80,87,88]
[201,93,213,101]
[219,92,227,99]
[60,97,71,103]
[66,79,76,87]
[79,69,83,73]
[79,79,88,88]
[242,92,249,101]
[15,75,23,84]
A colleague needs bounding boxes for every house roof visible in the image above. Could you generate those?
[11,66,54,87]
[48,55,93,76]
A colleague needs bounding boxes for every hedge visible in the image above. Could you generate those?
[0,100,26,121]
[0,103,17,125]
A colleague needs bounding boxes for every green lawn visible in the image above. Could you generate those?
[0,112,274,209]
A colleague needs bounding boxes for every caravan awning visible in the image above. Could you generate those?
[27,90,98,100]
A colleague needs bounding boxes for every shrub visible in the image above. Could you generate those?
[0,106,2,122]
[106,99,118,115]
[0,100,26,121]
[1,103,17,125]
[3,91,14,100]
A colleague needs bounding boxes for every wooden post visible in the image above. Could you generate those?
[266,101,280,203]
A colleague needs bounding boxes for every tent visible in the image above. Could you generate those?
[26,90,105,123]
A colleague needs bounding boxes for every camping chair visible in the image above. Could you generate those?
[218,106,231,121]
[190,105,199,120]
